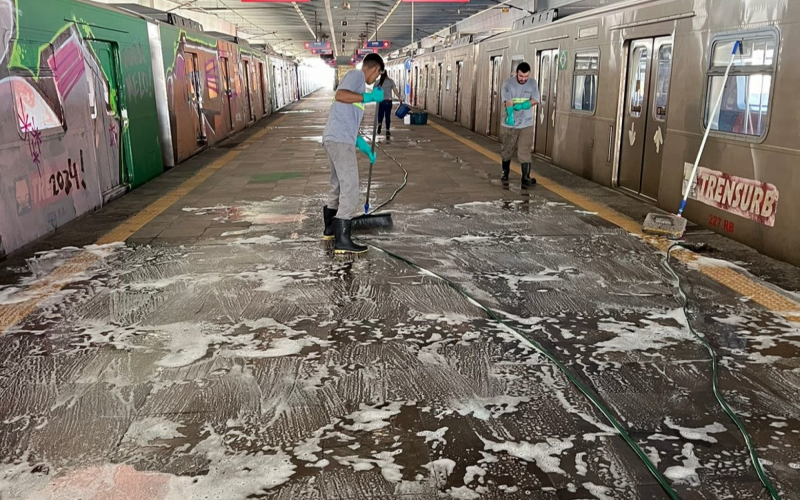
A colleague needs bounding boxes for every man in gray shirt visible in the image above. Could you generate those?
[322,54,385,255]
[500,62,540,187]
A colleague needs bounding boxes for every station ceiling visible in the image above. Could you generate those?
[188,0,517,63]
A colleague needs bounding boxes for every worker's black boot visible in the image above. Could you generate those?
[333,218,368,255]
[377,124,382,134]
[322,206,337,241]
[501,160,510,181]
[521,163,536,188]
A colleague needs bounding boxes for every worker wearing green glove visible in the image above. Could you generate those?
[322,53,385,255]
[505,106,515,127]
[499,62,540,187]
[356,136,377,163]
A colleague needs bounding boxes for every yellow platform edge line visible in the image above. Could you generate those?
[427,121,800,319]
[0,115,287,334]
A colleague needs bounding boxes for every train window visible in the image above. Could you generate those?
[446,65,452,91]
[628,46,648,117]
[572,49,599,113]
[704,31,777,140]
[654,44,672,121]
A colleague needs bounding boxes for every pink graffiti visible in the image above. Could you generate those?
[18,98,43,170]
[48,36,86,100]
[109,121,118,147]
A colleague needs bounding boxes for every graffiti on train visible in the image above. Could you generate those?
[0,0,124,254]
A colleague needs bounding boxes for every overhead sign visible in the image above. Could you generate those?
[311,49,332,55]
[242,0,310,2]
[364,40,391,49]
[402,0,468,3]
[358,48,377,55]
[684,164,780,227]
[304,41,330,50]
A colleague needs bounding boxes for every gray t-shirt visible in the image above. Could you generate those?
[501,76,541,129]
[378,77,396,101]
[324,69,366,144]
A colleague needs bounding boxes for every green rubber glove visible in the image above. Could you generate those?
[356,136,377,163]
[512,101,533,111]
[505,106,515,126]
[363,87,385,104]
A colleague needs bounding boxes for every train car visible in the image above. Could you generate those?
[399,0,798,266]
[0,0,316,259]
[0,0,163,258]
[152,25,289,165]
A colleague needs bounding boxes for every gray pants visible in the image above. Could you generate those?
[501,126,533,163]
[324,141,360,220]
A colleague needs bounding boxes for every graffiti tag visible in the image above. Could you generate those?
[109,121,118,148]
[125,71,154,101]
[18,99,43,170]
[48,150,87,199]
[122,43,147,68]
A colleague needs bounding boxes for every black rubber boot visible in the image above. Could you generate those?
[333,218,368,255]
[501,160,510,181]
[386,130,391,140]
[322,206,337,240]
[521,163,536,188]
[377,124,382,134]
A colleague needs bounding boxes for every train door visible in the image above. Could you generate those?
[437,62,443,116]
[243,59,254,122]
[422,65,429,110]
[220,57,234,130]
[88,42,124,195]
[455,61,463,123]
[184,52,206,146]
[413,66,419,106]
[618,36,673,201]
[534,49,558,158]
[259,62,268,114]
[488,55,503,138]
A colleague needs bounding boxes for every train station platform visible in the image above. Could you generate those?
[0,90,798,500]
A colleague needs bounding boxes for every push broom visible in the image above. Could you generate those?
[643,40,742,238]
[351,106,394,230]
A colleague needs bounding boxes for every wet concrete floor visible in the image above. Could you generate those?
[0,90,798,500]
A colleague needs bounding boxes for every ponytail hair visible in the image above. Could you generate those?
[378,69,388,87]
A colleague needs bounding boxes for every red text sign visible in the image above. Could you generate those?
[693,166,779,227]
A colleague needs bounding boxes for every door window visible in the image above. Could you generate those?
[653,44,672,121]
[628,46,648,117]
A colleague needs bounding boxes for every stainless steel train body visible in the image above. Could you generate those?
[388,0,798,266]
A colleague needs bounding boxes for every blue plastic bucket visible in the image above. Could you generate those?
[395,103,411,119]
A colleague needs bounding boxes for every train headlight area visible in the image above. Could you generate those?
[0,0,798,499]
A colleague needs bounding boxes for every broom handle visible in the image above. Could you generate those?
[679,40,741,217]
[364,102,379,214]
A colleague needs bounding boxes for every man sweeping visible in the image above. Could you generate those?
[500,62,539,187]
[322,53,385,255]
